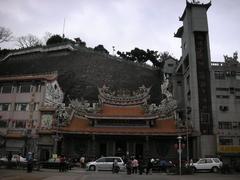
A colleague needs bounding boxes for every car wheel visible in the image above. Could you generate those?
[212,166,219,173]
[89,165,96,171]
[192,167,197,173]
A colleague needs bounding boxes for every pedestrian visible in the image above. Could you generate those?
[146,158,153,175]
[16,153,21,169]
[26,152,33,173]
[126,158,132,175]
[59,154,65,172]
[80,156,85,168]
[7,152,12,169]
[112,159,119,173]
[132,157,139,174]
[190,158,193,166]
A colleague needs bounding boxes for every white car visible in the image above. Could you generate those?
[86,156,125,171]
[0,154,26,163]
[191,158,222,173]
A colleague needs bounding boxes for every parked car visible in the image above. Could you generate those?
[86,156,125,171]
[191,158,223,173]
[0,154,26,163]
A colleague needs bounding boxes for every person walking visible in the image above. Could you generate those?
[7,152,12,169]
[26,152,33,173]
[126,158,132,175]
[80,156,85,168]
[16,153,21,169]
[112,159,119,173]
[59,154,65,172]
[146,158,153,175]
[132,157,139,174]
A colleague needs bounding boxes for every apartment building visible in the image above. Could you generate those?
[0,72,63,157]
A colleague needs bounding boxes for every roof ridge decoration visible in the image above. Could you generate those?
[147,75,177,117]
[179,0,211,21]
[98,85,151,106]
[223,51,239,66]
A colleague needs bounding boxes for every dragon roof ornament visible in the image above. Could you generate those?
[98,85,151,106]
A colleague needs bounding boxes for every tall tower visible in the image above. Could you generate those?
[174,1,216,158]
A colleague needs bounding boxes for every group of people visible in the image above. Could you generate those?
[121,156,154,175]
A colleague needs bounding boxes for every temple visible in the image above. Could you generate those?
[56,85,187,161]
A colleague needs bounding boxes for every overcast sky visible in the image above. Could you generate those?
[0,0,239,62]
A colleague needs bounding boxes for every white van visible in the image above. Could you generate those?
[86,156,125,171]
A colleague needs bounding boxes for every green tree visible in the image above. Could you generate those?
[94,44,109,54]
[74,38,86,47]
[117,48,167,68]
[46,34,64,45]
[46,34,75,45]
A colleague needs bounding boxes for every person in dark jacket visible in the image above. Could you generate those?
[126,158,132,175]
[7,152,12,169]
[26,152,33,173]
[146,158,153,175]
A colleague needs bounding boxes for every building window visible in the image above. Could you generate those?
[177,81,182,86]
[15,120,26,128]
[215,71,225,80]
[0,83,13,93]
[219,122,232,129]
[235,88,240,92]
[0,120,7,128]
[236,96,240,100]
[219,137,233,145]
[219,106,229,112]
[236,72,240,80]
[216,95,229,99]
[167,63,174,67]
[0,103,11,111]
[232,122,240,129]
[216,88,229,91]
[15,103,29,111]
[17,83,33,93]
[36,84,42,92]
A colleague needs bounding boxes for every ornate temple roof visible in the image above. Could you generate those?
[60,116,179,136]
[98,85,151,106]
[86,104,158,119]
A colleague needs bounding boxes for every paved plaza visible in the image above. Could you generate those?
[0,168,240,180]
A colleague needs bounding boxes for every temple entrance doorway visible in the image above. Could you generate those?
[40,149,50,161]
[115,141,126,157]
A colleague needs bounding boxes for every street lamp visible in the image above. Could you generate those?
[177,135,182,175]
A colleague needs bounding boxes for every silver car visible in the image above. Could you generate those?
[191,158,223,173]
[86,156,125,171]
